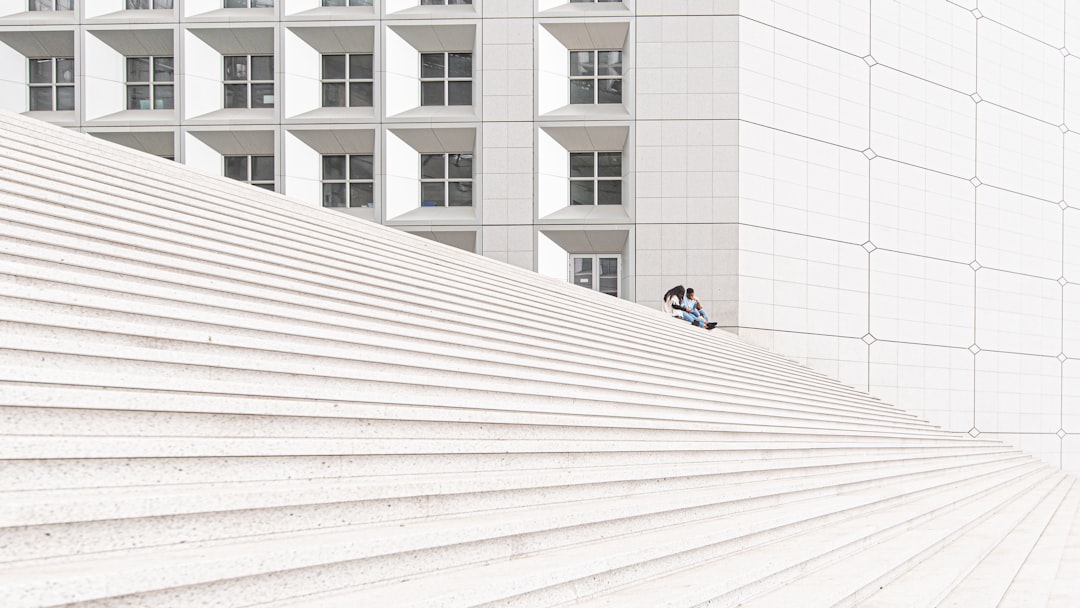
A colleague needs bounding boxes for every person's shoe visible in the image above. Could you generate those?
[706,322,718,330]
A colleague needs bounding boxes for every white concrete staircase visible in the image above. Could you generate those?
[0,110,1076,607]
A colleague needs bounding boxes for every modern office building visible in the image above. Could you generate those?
[1,0,1077,474]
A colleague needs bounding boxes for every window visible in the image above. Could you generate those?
[420,53,472,106]
[29,0,73,10]
[569,50,622,104]
[28,58,75,112]
[419,0,471,4]
[420,153,472,207]
[569,0,621,2]
[224,155,274,190]
[322,54,373,108]
[321,0,371,5]
[569,152,621,205]
[224,55,274,109]
[126,56,173,110]
[223,0,273,7]
[571,255,619,297]
[322,155,373,208]
[125,0,173,8]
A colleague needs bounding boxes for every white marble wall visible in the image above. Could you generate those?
[735,0,1080,474]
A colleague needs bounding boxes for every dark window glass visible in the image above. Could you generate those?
[224,56,247,81]
[421,81,444,106]
[349,82,373,107]
[448,81,471,106]
[55,58,74,83]
[250,83,275,108]
[55,85,75,110]
[250,56,273,81]
[323,82,345,107]
[448,153,471,179]
[153,57,173,82]
[597,51,622,76]
[224,156,248,181]
[322,183,346,207]
[570,51,593,77]
[224,84,248,108]
[569,79,594,104]
[29,59,52,84]
[598,78,621,103]
[448,53,471,78]
[154,84,173,109]
[127,85,150,110]
[569,153,594,178]
[597,152,621,177]
[350,182,374,207]
[570,181,594,205]
[127,57,150,83]
[29,87,53,111]
[251,156,274,181]
[420,182,444,206]
[350,54,373,79]
[420,53,444,79]
[322,155,346,181]
[420,154,444,179]
[597,180,621,205]
[322,55,346,80]
[448,182,471,206]
[350,154,373,180]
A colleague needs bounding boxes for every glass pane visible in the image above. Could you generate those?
[322,82,345,107]
[447,81,471,106]
[349,182,374,208]
[448,0,471,3]
[569,79,594,104]
[154,0,174,8]
[251,0,274,8]
[448,153,472,178]
[569,152,594,178]
[153,57,174,82]
[348,82,373,107]
[254,182,275,191]
[597,152,621,177]
[420,182,445,206]
[224,84,248,108]
[322,54,345,80]
[570,51,594,77]
[599,257,618,296]
[55,85,74,111]
[224,156,248,181]
[127,57,150,83]
[597,179,621,205]
[448,181,472,207]
[322,0,345,5]
[251,156,274,181]
[420,53,444,79]
[597,51,622,76]
[421,81,444,106]
[29,87,52,111]
[419,0,443,4]
[56,0,73,9]
[569,180,594,205]
[597,78,621,104]
[127,85,151,110]
[127,0,148,9]
[349,0,373,4]
[250,83,275,108]
[573,257,593,288]
[29,59,52,84]
[250,56,273,81]
[322,155,346,180]
[349,54,372,80]
[224,56,247,81]
[224,0,247,9]
[55,58,74,83]
[420,154,444,179]
[448,53,471,78]
[350,155,373,180]
[153,84,174,109]
[322,182,346,207]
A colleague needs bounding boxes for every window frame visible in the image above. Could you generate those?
[28,57,75,112]
[29,0,73,10]
[569,254,620,297]
[320,0,372,5]
[568,150,622,206]
[419,51,473,107]
[223,54,275,110]
[124,0,173,8]
[569,49,623,105]
[125,56,174,111]
[321,153,375,208]
[419,152,473,207]
[419,0,472,5]
[222,0,274,8]
[320,53,374,108]
[223,154,275,191]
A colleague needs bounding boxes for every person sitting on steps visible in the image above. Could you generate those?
[683,287,712,327]
[663,285,717,330]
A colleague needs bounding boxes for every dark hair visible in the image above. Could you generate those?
[686,288,695,295]
[662,285,685,302]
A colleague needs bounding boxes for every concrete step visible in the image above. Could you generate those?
[998,481,1080,607]
[0,454,1036,606]
[745,471,1070,607]
[228,461,1051,608]
[0,231,917,426]
[550,463,1055,608]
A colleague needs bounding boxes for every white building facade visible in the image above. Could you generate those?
[1,0,1078,474]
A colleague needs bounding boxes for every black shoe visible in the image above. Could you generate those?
[706,322,717,330]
